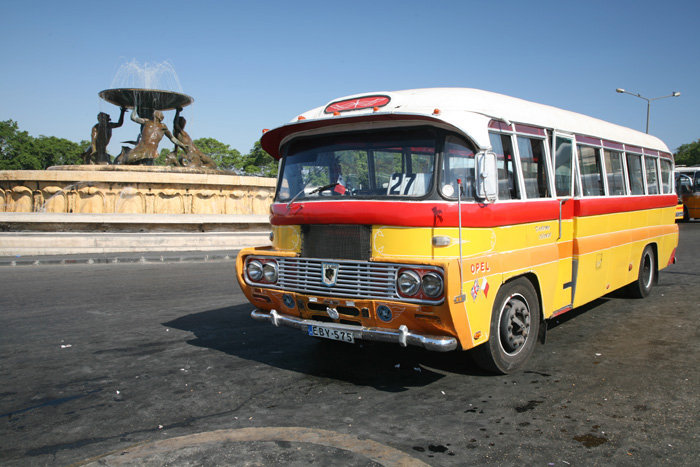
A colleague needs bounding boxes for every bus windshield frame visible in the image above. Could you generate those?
[277,128,441,202]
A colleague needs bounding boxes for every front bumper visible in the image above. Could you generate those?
[251,308,458,352]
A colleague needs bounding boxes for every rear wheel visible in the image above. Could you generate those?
[626,245,655,298]
[472,278,540,374]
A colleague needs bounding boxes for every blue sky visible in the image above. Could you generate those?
[1,0,698,156]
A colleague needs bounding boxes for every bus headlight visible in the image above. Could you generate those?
[263,261,278,283]
[422,272,444,298]
[247,260,264,282]
[397,270,421,296]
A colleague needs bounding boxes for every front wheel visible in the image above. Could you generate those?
[626,245,655,298]
[472,278,540,374]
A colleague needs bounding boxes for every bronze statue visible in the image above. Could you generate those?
[81,107,126,164]
[170,108,217,169]
[115,109,185,165]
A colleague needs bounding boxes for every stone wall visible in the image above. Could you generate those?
[0,166,276,216]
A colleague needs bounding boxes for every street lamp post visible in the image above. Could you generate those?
[616,88,681,134]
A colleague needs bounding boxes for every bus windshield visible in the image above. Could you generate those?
[277,128,437,202]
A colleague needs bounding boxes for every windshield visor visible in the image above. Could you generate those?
[277,128,436,202]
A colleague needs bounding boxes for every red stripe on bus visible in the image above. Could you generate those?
[574,195,677,216]
[576,135,601,146]
[602,140,624,150]
[271,200,563,227]
[488,120,511,131]
[513,124,546,136]
[271,196,674,227]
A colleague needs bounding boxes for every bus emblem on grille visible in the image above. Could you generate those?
[321,263,339,287]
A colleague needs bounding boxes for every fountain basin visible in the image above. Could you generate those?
[1,166,275,216]
[99,88,194,111]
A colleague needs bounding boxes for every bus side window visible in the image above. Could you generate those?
[659,159,672,194]
[553,136,573,197]
[644,156,660,195]
[489,132,520,200]
[604,149,626,195]
[577,145,604,196]
[626,153,644,195]
[440,135,475,199]
[517,136,550,198]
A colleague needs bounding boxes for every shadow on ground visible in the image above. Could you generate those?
[164,296,612,391]
[163,305,491,391]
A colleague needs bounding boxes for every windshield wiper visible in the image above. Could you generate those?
[309,182,339,195]
[286,183,339,209]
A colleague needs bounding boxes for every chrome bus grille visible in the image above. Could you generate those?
[278,258,397,299]
[265,257,444,305]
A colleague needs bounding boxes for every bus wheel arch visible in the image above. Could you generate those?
[472,275,541,374]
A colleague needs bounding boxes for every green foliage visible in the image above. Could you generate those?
[240,140,277,177]
[155,147,171,166]
[675,140,700,166]
[1,120,83,170]
[190,138,277,177]
[0,120,39,170]
[194,138,243,171]
[0,119,278,177]
[32,135,83,168]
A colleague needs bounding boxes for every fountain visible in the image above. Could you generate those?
[78,60,199,167]
[0,61,275,254]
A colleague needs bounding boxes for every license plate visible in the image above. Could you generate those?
[307,325,355,343]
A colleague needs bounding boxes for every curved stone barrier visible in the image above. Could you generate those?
[0,165,276,216]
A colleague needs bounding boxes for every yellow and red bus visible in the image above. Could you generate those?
[675,166,700,221]
[236,88,678,374]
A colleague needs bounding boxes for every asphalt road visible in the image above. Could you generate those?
[1,223,699,466]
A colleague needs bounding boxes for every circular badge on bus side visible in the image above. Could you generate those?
[376,305,392,322]
[442,184,455,197]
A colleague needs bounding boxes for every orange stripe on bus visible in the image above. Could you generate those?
[573,225,673,256]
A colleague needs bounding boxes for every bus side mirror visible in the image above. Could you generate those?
[476,151,498,203]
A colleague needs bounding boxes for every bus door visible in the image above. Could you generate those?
[685,170,700,219]
[550,131,576,315]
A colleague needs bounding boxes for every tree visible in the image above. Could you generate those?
[0,119,280,177]
[1,120,83,169]
[0,120,41,170]
[241,140,277,177]
[32,135,83,168]
[193,137,243,171]
[675,140,700,166]
[156,147,171,166]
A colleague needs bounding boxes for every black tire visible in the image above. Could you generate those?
[472,277,540,374]
[682,206,690,222]
[626,245,655,298]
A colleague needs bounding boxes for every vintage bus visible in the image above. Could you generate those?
[675,166,700,221]
[235,88,678,374]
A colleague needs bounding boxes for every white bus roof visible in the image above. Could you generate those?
[675,166,700,173]
[261,88,671,158]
